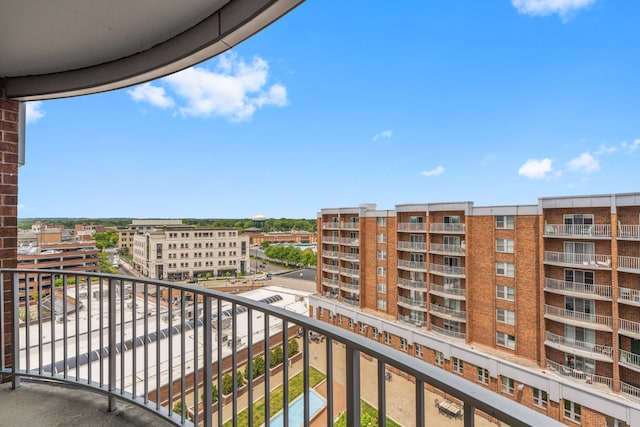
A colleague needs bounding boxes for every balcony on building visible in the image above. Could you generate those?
[544,304,612,331]
[322,221,340,230]
[429,283,466,300]
[430,323,466,341]
[618,256,640,274]
[339,251,360,261]
[322,235,339,244]
[321,249,339,259]
[544,277,612,300]
[397,295,428,311]
[543,223,611,239]
[429,223,465,234]
[429,242,465,256]
[619,318,640,339]
[543,251,612,269]
[339,296,360,307]
[339,237,360,246]
[398,259,427,271]
[339,281,360,294]
[429,303,467,322]
[321,277,339,290]
[398,313,426,328]
[545,358,613,391]
[397,277,428,291]
[321,262,339,273]
[339,266,360,278]
[544,331,613,362]
[618,286,640,306]
[397,222,427,232]
[339,221,359,230]
[429,263,466,278]
[397,241,427,252]
[619,349,640,373]
[618,223,640,240]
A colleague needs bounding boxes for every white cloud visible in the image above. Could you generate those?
[594,144,618,155]
[511,0,595,19]
[26,101,45,124]
[162,52,288,121]
[518,158,553,179]
[420,166,444,177]
[622,139,640,153]
[128,83,174,108]
[372,130,393,141]
[568,152,599,173]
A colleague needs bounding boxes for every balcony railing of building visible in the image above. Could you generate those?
[339,297,360,307]
[429,304,466,321]
[544,278,612,300]
[429,263,466,277]
[429,283,466,299]
[619,318,640,338]
[543,251,612,269]
[0,269,564,427]
[429,323,466,340]
[618,287,640,305]
[621,381,640,401]
[339,237,360,246]
[322,236,339,244]
[618,256,640,273]
[340,282,360,293]
[398,259,427,271]
[322,250,339,259]
[398,314,425,328]
[545,359,613,391]
[322,278,339,289]
[544,304,612,329]
[544,331,613,360]
[618,224,640,240]
[429,243,465,255]
[340,222,359,230]
[429,223,465,234]
[543,224,611,239]
[397,278,428,290]
[339,252,360,261]
[339,267,360,278]
[322,263,339,273]
[397,295,427,310]
[397,241,427,252]
[619,349,640,371]
[322,222,340,230]
[397,222,427,232]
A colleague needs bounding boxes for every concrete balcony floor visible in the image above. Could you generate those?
[0,381,174,427]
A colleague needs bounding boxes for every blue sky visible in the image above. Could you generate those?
[21,0,640,219]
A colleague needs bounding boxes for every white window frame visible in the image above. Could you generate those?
[501,376,514,395]
[496,215,515,229]
[377,282,387,294]
[496,285,515,301]
[452,357,463,374]
[477,367,489,385]
[358,322,365,334]
[377,217,386,227]
[337,314,343,325]
[496,308,516,325]
[377,233,387,243]
[497,332,516,350]
[434,351,444,366]
[400,338,408,351]
[496,262,515,277]
[533,388,548,409]
[377,266,386,277]
[348,318,353,329]
[564,400,581,423]
[377,298,387,311]
[377,249,387,260]
[496,238,515,253]
[371,327,379,339]
[415,343,423,357]
[384,331,391,344]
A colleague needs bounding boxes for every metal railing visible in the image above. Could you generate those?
[619,349,640,369]
[321,279,339,289]
[619,318,640,337]
[429,263,466,277]
[618,256,640,272]
[544,278,612,299]
[429,243,465,255]
[618,287,640,304]
[545,359,613,390]
[322,222,339,230]
[339,252,360,261]
[340,222,359,230]
[339,297,360,307]
[429,283,466,298]
[398,314,425,328]
[397,295,427,309]
[397,241,427,251]
[322,250,339,259]
[429,323,466,340]
[430,303,466,321]
[544,331,612,359]
[429,223,465,233]
[340,282,360,293]
[621,381,640,400]
[398,259,427,270]
[397,222,427,232]
[544,304,612,328]
[543,251,611,268]
[618,224,640,240]
[1,269,563,427]
[322,263,339,273]
[322,236,339,244]
[339,267,360,277]
[339,237,360,246]
[397,278,428,290]
[543,224,611,238]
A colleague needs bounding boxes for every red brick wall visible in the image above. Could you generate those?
[0,87,19,377]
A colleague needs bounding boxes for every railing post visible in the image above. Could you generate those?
[463,402,474,427]
[345,345,360,427]
[108,278,117,412]
[203,297,213,427]
[11,271,20,389]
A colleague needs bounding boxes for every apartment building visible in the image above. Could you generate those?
[131,225,249,281]
[117,219,184,252]
[312,193,640,427]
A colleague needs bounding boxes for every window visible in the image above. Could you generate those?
[377,298,387,310]
[400,338,407,351]
[434,351,444,366]
[453,357,463,374]
[377,217,386,227]
[496,285,515,301]
[358,322,366,334]
[415,343,423,357]
[337,314,343,325]
[377,233,386,243]
[496,238,515,253]
[533,388,548,409]
[377,282,387,294]
[564,400,581,423]
[496,309,516,325]
[384,331,391,344]
[496,215,515,229]
[371,327,379,339]
[496,262,515,277]
[377,249,387,260]
[377,266,386,277]
[319,307,324,317]
[477,368,489,385]
[497,332,516,349]
[348,318,353,329]
[500,376,514,395]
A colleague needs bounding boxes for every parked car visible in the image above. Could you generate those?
[255,275,266,281]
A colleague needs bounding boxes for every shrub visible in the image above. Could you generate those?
[222,372,244,395]
[244,356,266,379]
[270,346,284,368]
[173,400,183,416]
[200,383,218,404]
[288,338,299,357]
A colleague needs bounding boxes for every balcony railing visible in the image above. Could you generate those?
[322,236,339,244]
[339,252,360,261]
[543,251,611,268]
[621,381,640,401]
[397,295,427,310]
[339,297,360,307]
[429,263,466,277]
[322,222,339,230]
[1,269,563,427]
[544,305,612,329]
[618,224,640,240]
[618,287,640,305]
[618,256,640,273]
[619,318,640,338]
[429,223,465,233]
[398,314,425,328]
[340,222,359,230]
[430,323,466,340]
[430,303,466,321]
[429,283,466,298]
[339,267,360,277]
[398,259,427,270]
[340,282,360,293]
[322,263,339,273]
[619,349,640,371]
[322,250,339,259]
[545,359,613,390]
[544,331,612,360]
[429,243,465,255]
[339,237,360,246]
[397,241,427,251]
[544,278,612,299]
[322,278,339,289]
[397,222,426,232]
[543,224,611,238]
[397,278,428,290]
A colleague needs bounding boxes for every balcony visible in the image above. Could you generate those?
[339,237,360,246]
[339,297,360,307]
[544,304,612,330]
[1,269,563,427]
[322,236,339,244]
[429,263,465,278]
[544,277,612,300]
[322,250,339,259]
[544,331,612,361]
[618,256,640,274]
[429,223,465,234]
[429,283,466,300]
[545,359,613,391]
[340,222,359,230]
[398,314,425,328]
[339,267,360,278]
[430,323,466,341]
[397,277,428,290]
[429,303,466,322]
[543,251,611,269]
[618,287,640,306]
[618,224,640,240]
[397,222,427,232]
[340,282,360,293]
[322,222,339,230]
[619,349,640,372]
[322,263,339,273]
[397,259,427,271]
[397,295,427,311]
[621,381,640,402]
[322,278,339,289]
[429,243,465,256]
[543,224,611,239]
[619,318,640,339]
[397,241,427,252]
[339,251,360,261]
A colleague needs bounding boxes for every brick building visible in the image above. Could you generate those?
[312,193,640,426]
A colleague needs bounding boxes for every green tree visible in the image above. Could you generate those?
[222,372,244,395]
[288,338,299,357]
[270,346,284,368]
[205,272,212,281]
[301,248,317,266]
[260,241,271,249]
[98,252,116,274]
[244,355,266,379]
[201,383,218,404]
[173,400,184,416]
[93,229,119,250]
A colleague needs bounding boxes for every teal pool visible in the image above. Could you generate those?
[269,389,325,427]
